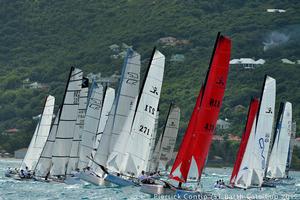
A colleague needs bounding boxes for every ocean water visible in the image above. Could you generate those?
[0,159,299,200]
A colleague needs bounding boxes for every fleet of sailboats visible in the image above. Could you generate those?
[230,75,276,189]
[8,34,297,197]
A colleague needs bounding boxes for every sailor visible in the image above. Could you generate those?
[214,180,219,188]
[45,171,50,181]
[5,167,12,177]
[24,166,31,178]
[178,182,182,189]
[138,171,148,181]
[19,169,25,178]
[71,168,80,177]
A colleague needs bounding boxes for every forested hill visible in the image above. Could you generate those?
[0,0,300,166]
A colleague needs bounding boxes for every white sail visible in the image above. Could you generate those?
[66,83,89,174]
[147,109,160,172]
[234,115,257,188]
[35,108,60,177]
[50,67,83,176]
[251,76,276,186]
[90,87,115,164]
[286,121,296,176]
[235,76,276,188]
[157,106,180,171]
[107,49,165,176]
[91,49,140,175]
[78,82,104,170]
[21,95,55,171]
[149,105,180,172]
[267,102,292,178]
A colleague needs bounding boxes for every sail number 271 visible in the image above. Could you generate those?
[139,125,150,135]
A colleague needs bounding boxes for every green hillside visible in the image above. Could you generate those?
[0,0,299,168]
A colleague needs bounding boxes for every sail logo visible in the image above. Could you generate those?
[265,107,272,114]
[258,138,266,169]
[216,76,225,88]
[150,86,159,95]
[170,121,176,127]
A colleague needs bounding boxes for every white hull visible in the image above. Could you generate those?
[79,172,108,186]
[141,183,175,195]
[64,176,83,185]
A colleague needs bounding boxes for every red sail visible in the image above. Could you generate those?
[230,98,259,185]
[170,33,231,183]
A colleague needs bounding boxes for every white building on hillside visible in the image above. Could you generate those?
[230,58,265,69]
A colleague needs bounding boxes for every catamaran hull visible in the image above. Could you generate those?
[104,174,137,187]
[64,176,83,185]
[140,184,175,195]
[79,172,108,186]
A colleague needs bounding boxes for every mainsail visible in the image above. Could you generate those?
[286,121,296,177]
[170,33,231,183]
[91,49,140,175]
[66,78,89,174]
[267,102,292,178]
[21,95,55,171]
[78,81,104,170]
[90,87,115,163]
[251,75,276,186]
[230,98,259,186]
[157,105,180,171]
[50,67,83,176]
[148,108,160,172]
[107,49,165,176]
[35,108,60,177]
[150,103,180,172]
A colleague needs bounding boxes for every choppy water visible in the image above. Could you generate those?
[0,159,299,200]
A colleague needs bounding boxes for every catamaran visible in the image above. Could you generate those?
[229,75,276,189]
[80,48,141,185]
[49,67,83,182]
[229,98,259,188]
[141,32,231,196]
[77,81,104,170]
[91,48,165,187]
[90,87,115,162]
[34,108,60,180]
[11,95,55,179]
[266,102,292,179]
